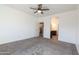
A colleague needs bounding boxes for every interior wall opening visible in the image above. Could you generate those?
[50,16,59,41]
[38,22,44,37]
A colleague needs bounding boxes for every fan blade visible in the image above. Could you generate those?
[41,9,49,11]
[30,7,37,10]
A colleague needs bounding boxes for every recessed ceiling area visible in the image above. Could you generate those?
[6,4,77,17]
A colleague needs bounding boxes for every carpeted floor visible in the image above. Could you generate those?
[0,37,78,55]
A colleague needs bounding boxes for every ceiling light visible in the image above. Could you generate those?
[37,10,41,13]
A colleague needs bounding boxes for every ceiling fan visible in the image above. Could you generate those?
[30,4,49,14]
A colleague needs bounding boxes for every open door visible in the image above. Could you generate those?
[39,22,44,37]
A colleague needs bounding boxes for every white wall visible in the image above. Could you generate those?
[55,11,77,44]
[39,10,77,44]
[0,5,38,44]
[76,6,79,53]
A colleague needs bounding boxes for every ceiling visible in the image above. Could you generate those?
[6,4,77,17]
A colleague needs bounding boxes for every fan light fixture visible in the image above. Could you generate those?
[30,4,49,14]
[37,10,41,13]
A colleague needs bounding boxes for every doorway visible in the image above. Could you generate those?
[39,22,44,37]
[50,16,59,41]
